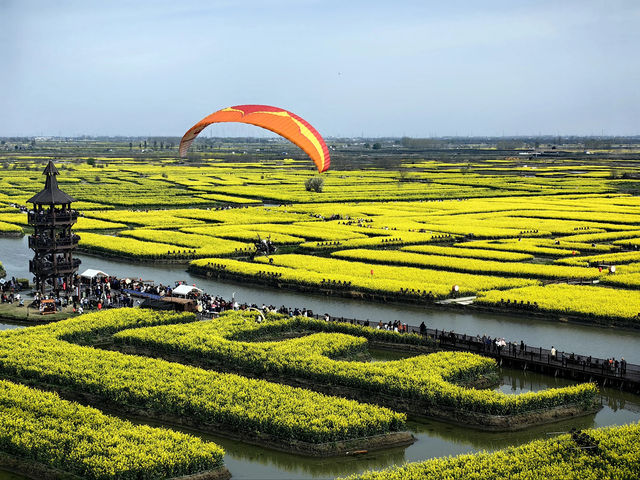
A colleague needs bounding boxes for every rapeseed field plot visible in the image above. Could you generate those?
[192,256,537,298]
[83,210,207,228]
[0,380,226,480]
[0,212,123,230]
[119,229,249,257]
[562,230,640,243]
[195,193,262,203]
[428,212,610,235]
[402,244,533,261]
[181,225,306,244]
[601,272,640,289]
[115,310,597,418]
[79,232,183,258]
[0,220,22,234]
[555,250,640,266]
[0,212,29,225]
[253,254,539,296]
[339,423,640,480]
[75,217,128,230]
[0,310,406,446]
[3,155,640,327]
[456,238,604,257]
[332,249,602,280]
[171,207,315,224]
[477,284,640,326]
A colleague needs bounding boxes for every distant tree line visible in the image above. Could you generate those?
[400,137,447,149]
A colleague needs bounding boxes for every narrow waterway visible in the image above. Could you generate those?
[1,236,640,480]
[164,371,640,480]
[1,236,638,363]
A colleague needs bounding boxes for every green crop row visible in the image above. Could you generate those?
[0,379,225,480]
[115,311,597,417]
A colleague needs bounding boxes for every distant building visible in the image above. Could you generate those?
[27,161,81,294]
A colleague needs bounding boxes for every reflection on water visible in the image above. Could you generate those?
[193,430,408,480]
[211,364,640,479]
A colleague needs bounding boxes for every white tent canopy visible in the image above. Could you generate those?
[171,284,203,297]
[79,269,109,279]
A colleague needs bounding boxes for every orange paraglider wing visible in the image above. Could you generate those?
[179,105,330,172]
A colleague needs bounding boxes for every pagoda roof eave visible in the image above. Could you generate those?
[27,189,76,205]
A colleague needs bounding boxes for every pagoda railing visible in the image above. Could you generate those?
[29,258,81,276]
[29,234,80,250]
[28,210,78,226]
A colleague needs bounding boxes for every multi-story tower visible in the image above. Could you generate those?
[27,161,81,294]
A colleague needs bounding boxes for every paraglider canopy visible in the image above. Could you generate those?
[179,105,330,173]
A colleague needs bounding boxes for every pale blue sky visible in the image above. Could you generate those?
[1,0,639,137]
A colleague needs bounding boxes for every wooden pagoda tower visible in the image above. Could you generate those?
[27,161,81,294]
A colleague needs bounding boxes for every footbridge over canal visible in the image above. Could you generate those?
[312,313,640,394]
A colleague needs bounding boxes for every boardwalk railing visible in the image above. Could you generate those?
[310,313,640,392]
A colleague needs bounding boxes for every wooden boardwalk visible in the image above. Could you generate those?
[318,314,640,394]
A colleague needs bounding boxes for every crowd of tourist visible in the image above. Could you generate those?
[318,314,632,378]
[1,268,633,378]
[0,277,24,306]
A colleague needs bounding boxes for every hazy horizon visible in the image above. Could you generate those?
[3,134,640,141]
[1,1,639,138]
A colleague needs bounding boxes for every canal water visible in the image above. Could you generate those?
[1,236,639,479]
[2,236,639,363]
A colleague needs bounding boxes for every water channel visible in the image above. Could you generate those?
[0,235,639,479]
[2,236,639,363]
